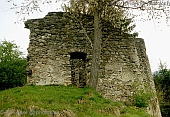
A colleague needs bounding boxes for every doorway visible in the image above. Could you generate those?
[70,52,87,88]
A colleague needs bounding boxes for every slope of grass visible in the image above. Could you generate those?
[0,85,151,117]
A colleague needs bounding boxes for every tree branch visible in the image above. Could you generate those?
[79,21,93,49]
[101,34,113,49]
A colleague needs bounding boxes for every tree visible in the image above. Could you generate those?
[62,0,169,89]
[153,61,170,117]
[0,40,27,90]
[64,0,138,89]
[154,61,170,101]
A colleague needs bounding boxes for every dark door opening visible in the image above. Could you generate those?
[70,52,87,88]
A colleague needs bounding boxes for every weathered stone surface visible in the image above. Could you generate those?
[25,12,161,117]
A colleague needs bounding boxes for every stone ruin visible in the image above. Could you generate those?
[25,12,162,117]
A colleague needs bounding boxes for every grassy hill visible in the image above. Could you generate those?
[0,85,151,117]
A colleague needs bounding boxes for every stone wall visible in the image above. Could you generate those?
[25,12,161,117]
[25,12,93,86]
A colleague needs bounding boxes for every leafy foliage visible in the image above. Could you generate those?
[153,62,170,102]
[0,40,27,90]
[153,61,170,117]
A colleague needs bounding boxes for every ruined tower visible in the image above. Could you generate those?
[25,12,161,117]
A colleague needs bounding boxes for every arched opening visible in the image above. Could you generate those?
[70,52,87,88]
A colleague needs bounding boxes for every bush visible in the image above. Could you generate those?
[0,40,27,90]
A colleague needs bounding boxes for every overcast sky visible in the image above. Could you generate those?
[0,1,170,72]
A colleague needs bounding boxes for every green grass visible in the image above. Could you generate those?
[0,85,151,117]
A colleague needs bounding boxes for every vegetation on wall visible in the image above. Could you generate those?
[0,40,27,90]
[132,88,153,108]
[130,79,154,108]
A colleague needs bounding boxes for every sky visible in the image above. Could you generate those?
[0,0,170,72]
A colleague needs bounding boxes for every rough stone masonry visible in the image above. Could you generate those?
[25,12,162,117]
